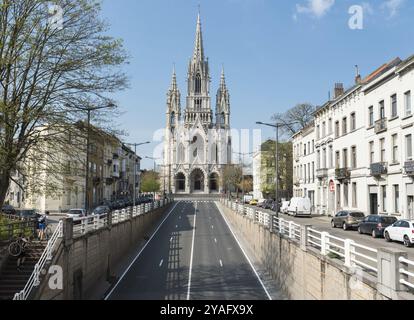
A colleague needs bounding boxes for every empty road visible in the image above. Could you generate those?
[105,201,271,300]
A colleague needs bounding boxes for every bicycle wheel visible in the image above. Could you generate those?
[8,242,22,257]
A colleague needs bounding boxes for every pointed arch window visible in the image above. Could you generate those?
[195,73,201,94]
[170,112,176,126]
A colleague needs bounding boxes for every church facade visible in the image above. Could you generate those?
[163,14,232,194]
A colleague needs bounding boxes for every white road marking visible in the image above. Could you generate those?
[187,202,197,301]
[211,225,214,229]
[219,259,223,267]
[159,259,164,267]
[214,238,217,243]
[104,201,180,300]
[215,202,273,301]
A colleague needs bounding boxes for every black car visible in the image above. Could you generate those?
[263,200,274,210]
[358,215,398,238]
[92,206,111,216]
[16,209,39,220]
[1,204,16,215]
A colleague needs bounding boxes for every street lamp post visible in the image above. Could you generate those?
[256,121,299,215]
[125,142,151,207]
[233,151,254,201]
[79,104,114,214]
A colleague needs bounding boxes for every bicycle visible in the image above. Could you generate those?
[8,236,29,257]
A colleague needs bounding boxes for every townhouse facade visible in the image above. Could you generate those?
[5,123,141,213]
[292,123,316,210]
[293,55,414,219]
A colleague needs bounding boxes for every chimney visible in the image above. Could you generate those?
[334,83,344,99]
[355,65,362,84]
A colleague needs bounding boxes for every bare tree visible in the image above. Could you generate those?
[222,165,242,198]
[0,0,128,207]
[271,103,315,139]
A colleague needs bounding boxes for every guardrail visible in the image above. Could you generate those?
[12,198,173,300]
[221,198,414,292]
[13,220,64,300]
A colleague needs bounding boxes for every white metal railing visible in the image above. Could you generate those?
[399,257,414,290]
[13,198,172,300]
[13,220,64,300]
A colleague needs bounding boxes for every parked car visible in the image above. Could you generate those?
[331,210,365,230]
[91,206,111,216]
[384,220,414,247]
[287,197,312,217]
[67,209,86,222]
[358,215,398,238]
[1,204,16,215]
[257,199,266,208]
[249,199,258,206]
[15,209,40,220]
[280,201,290,214]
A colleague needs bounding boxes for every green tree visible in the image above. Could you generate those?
[0,0,128,207]
[222,165,242,198]
[141,171,161,194]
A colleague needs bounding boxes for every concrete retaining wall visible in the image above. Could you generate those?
[219,203,412,300]
[36,204,172,300]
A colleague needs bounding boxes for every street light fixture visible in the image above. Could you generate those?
[233,151,254,201]
[124,142,151,207]
[256,121,300,215]
[75,103,115,214]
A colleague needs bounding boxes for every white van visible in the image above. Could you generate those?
[280,201,290,214]
[287,197,312,217]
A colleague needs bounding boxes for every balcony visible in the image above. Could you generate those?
[405,161,414,176]
[335,168,350,181]
[316,168,328,179]
[370,162,388,177]
[374,118,388,134]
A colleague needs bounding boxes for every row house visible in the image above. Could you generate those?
[295,54,414,219]
[292,123,316,209]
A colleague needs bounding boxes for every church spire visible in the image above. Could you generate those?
[170,64,177,91]
[192,12,204,62]
[220,65,226,89]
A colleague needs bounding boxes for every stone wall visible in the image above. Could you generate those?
[218,203,414,300]
[35,204,172,300]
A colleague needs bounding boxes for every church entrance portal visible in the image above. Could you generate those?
[190,169,205,193]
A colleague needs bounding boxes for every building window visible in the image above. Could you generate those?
[322,148,327,169]
[350,113,356,131]
[344,183,349,207]
[343,148,348,168]
[351,146,357,169]
[329,118,333,134]
[329,146,333,168]
[405,91,412,116]
[392,134,398,163]
[304,144,307,156]
[317,150,321,169]
[369,106,374,126]
[316,125,320,140]
[394,185,400,213]
[308,142,310,154]
[322,122,326,137]
[312,140,315,153]
[308,163,310,183]
[382,186,387,212]
[380,138,386,162]
[335,151,340,168]
[369,141,374,164]
[312,162,315,182]
[335,121,340,138]
[391,94,398,118]
[352,182,357,208]
[342,117,347,135]
[406,134,413,160]
[379,100,385,119]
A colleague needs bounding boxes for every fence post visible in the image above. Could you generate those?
[289,221,294,239]
[62,218,73,247]
[344,239,355,268]
[377,248,408,299]
[321,232,329,256]
[300,225,312,251]
[279,218,284,235]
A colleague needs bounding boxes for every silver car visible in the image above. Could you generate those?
[331,210,366,231]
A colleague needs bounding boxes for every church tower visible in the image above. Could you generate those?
[216,67,230,129]
[184,13,213,130]
[166,65,181,133]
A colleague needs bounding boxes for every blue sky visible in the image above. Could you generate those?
[100,0,414,169]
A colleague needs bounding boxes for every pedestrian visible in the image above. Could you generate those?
[16,234,29,272]
[38,215,47,241]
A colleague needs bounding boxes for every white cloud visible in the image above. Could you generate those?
[381,0,405,18]
[295,0,335,18]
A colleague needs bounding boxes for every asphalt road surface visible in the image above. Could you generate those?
[105,201,271,300]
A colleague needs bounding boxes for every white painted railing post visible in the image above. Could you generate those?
[321,232,329,256]
[344,239,355,268]
[300,225,312,251]
[33,264,40,286]
[94,214,99,230]
[280,218,285,235]
[289,221,294,239]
